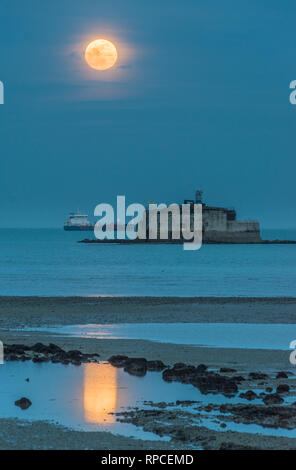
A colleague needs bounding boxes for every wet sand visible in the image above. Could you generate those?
[0,419,180,450]
[1,417,296,450]
[1,296,296,328]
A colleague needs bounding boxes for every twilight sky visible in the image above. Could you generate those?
[0,0,295,228]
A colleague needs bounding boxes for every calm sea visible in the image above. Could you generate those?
[0,228,296,297]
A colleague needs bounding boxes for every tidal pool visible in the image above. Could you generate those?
[0,360,214,441]
[0,361,296,442]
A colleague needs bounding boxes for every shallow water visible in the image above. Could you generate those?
[0,361,295,441]
[18,322,296,350]
[0,361,173,440]
[0,361,236,438]
[1,228,296,297]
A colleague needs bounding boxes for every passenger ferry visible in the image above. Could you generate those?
[64,211,94,231]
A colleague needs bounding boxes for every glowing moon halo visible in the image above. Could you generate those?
[85,39,118,71]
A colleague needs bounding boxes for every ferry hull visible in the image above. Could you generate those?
[64,225,94,231]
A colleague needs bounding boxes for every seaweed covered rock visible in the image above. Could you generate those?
[147,360,166,371]
[276,384,290,394]
[124,358,147,377]
[239,390,258,401]
[263,393,284,405]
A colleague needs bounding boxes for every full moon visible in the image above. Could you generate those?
[85,39,118,71]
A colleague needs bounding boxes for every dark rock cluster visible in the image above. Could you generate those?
[220,367,237,373]
[276,372,289,379]
[219,403,296,429]
[263,393,284,405]
[5,343,100,366]
[162,363,238,396]
[108,355,167,376]
[239,390,258,401]
[276,384,290,394]
[248,372,268,380]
